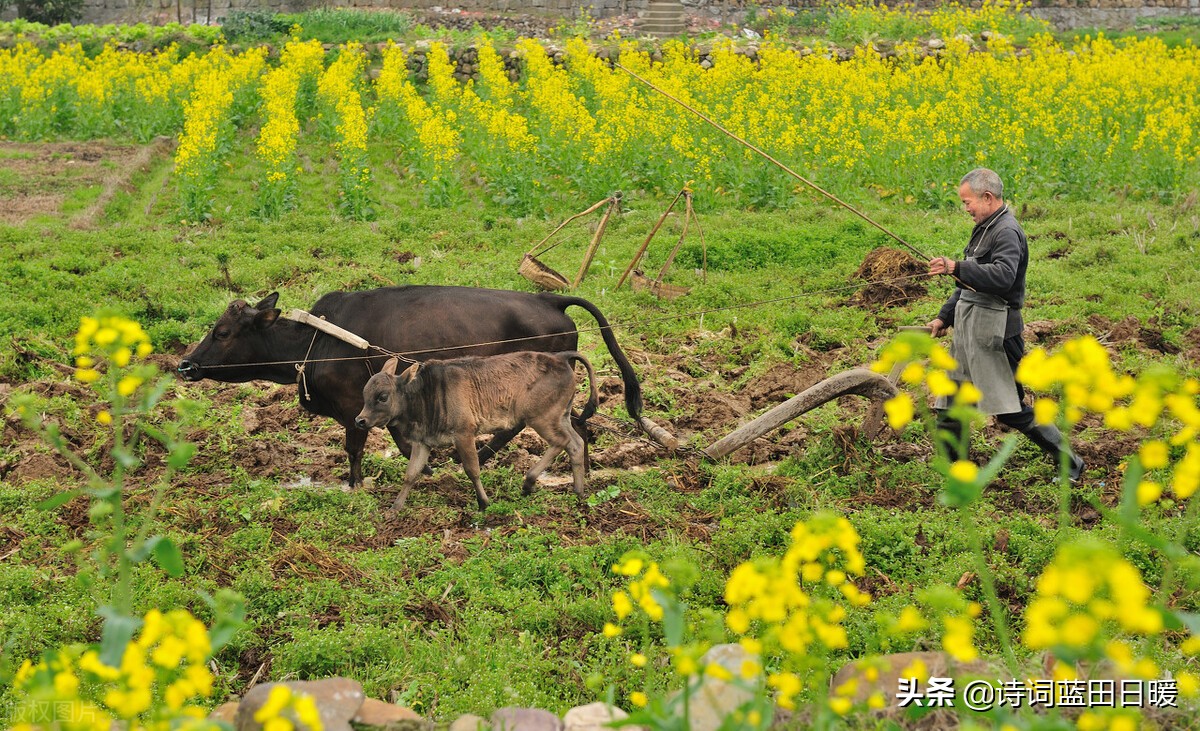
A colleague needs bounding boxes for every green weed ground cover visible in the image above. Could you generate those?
[0,137,1198,725]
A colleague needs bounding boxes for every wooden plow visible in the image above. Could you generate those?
[702,368,898,460]
[617,188,707,299]
[688,329,920,459]
[519,193,622,291]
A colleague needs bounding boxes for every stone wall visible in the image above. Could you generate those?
[1030,0,1200,30]
[20,0,1200,30]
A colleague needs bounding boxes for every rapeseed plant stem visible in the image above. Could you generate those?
[962,507,1020,673]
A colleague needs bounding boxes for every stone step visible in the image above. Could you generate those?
[638,25,686,35]
[643,3,682,14]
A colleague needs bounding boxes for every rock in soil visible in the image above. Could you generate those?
[489,707,562,731]
[562,703,631,731]
[236,678,364,731]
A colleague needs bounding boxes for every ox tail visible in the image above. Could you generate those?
[562,352,599,423]
[545,294,643,421]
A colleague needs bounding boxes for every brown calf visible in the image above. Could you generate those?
[355,351,597,511]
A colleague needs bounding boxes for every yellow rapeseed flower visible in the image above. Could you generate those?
[1136,480,1163,506]
[1139,440,1169,470]
[254,686,294,724]
[117,376,143,398]
[611,591,633,620]
[948,460,979,484]
[956,381,982,405]
[613,557,644,576]
[900,657,929,683]
[884,393,914,430]
[1178,671,1199,697]
[1033,397,1058,425]
[942,615,978,662]
[926,369,958,398]
[894,605,927,633]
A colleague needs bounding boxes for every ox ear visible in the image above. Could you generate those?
[381,357,400,376]
[399,362,421,384]
[253,307,279,330]
[251,293,280,330]
[253,293,280,311]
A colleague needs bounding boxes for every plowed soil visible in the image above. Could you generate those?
[3,314,1177,548]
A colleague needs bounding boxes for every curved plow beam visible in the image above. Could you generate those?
[702,368,899,461]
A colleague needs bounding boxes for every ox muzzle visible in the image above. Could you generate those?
[176,359,204,381]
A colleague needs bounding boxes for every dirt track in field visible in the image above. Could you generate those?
[0,141,169,226]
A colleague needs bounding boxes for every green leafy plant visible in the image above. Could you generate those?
[587,483,621,508]
[220,9,290,43]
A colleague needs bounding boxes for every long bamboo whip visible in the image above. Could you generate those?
[615,62,976,291]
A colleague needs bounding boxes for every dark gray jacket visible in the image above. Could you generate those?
[936,205,1028,338]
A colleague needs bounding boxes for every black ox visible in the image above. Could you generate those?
[178,285,642,486]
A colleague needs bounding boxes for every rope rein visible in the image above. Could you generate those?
[199,271,934,372]
[295,327,320,399]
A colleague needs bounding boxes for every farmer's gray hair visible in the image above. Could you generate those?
[960,168,1004,199]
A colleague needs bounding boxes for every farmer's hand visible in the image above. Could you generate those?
[929,256,956,276]
[927,318,948,337]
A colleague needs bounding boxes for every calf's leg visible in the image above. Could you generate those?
[563,422,588,500]
[392,442,431,511]
[477,424,524,466]
[387,424,433,476]
[521,442,566,496]
[455,434,492,510]
[569,413,590,472]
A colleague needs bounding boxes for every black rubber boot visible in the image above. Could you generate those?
[935,411,971,463]
[1023,424,1085,482]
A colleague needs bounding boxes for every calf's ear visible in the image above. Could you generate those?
[399,362,422,383]
[382,357,400,375]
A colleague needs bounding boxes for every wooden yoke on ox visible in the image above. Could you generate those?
[282,309,371,349]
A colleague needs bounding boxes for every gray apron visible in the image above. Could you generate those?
[936,289,1022,415]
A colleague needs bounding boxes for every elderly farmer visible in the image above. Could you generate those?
[925,168,1085,481]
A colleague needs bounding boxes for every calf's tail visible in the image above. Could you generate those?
[562,352,599,423]
[546,294,643,421]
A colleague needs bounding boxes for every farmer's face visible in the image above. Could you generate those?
[958,183,1001,225]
